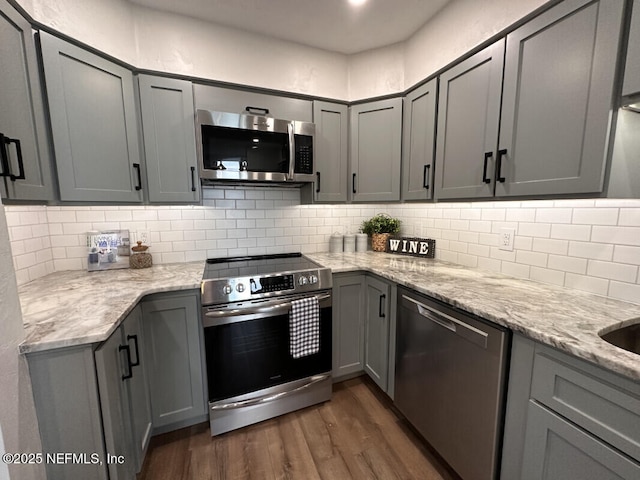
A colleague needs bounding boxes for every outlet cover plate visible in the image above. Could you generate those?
[499,228,515,251]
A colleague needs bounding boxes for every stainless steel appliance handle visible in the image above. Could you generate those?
[402,294,488,349]
[203,293,330,326]
[287,121,295,181]
[210,373,330,411]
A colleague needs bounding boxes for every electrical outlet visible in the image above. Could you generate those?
[499,228,515,251]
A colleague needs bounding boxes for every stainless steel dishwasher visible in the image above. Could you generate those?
[395,287,509,480]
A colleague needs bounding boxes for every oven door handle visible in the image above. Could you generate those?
[210,373,330,411]
[202,293,331,327]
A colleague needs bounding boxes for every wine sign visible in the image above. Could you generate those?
[386,237,436,258]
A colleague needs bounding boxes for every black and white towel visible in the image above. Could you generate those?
[289,296,320,359]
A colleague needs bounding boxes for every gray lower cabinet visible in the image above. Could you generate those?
[496,0,624,197]
[402,78,437,201]
[501,334,640,479]
[434,39,504,200]
[95,305,152,479]
[0,0,55,201]
[332,273,365,378]
[141,290,208,433]
[363,275,393,393]
[312,101,349,202]
[622,0,640,98]
[138,75,199,203]
[27,307,151,480]
[193,84,313,122]
[349,98,402,202]
[39,31,143,202]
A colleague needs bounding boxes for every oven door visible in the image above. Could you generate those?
[202,291,332,403]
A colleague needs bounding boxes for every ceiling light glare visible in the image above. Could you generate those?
[349,0,367,6]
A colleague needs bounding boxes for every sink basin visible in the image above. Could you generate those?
[600,323,640,355]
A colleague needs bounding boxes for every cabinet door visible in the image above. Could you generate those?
[121,306,152,473]
[332,274,365,378]
[402,78,437,201]
[364,276,391,391]
[94,328,136,480]
[313,101,348,202]
[141,292,206,431]
[193,84,312,122]
[0,1,54,201]
[40,31,143,202]
[497,0,624,197]
[521,401,640,480]
[434,39,504,200]
[350,98,402,202]
[138,75,199,203]
[622,0,640,97]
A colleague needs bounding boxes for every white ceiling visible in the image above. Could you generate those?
[128,0,451,54]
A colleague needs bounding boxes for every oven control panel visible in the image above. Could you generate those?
[202,269,332,306]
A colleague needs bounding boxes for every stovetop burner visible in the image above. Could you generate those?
[201,252,331,306]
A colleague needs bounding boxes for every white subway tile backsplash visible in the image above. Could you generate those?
[587,260,638,283]
[6,195,640,306]
[608,281,640,303]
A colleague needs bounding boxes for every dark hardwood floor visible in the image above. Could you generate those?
[138,376,460,480]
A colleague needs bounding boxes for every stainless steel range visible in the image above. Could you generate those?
[200,253,332,436]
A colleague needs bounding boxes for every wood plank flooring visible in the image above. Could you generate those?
[138,376,460,480]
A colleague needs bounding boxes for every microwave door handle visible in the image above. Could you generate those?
[287,122,295,181]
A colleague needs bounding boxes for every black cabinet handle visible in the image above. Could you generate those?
[119,345,133,380]
[0,133,10,179]
[133,163,142,191]
[379,294,386,318]
[423,164,431,190]
[190,166,197,192]
[482,152,493,184]
[126,334,141,367]
[315,171,321,193]
[496,149,507,183]
[245,106,270,116]
[352,173,357,194]
[0,134,26,181]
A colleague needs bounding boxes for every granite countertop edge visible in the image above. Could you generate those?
[17,254,640,383]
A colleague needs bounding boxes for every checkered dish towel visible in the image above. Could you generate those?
[289,296,320,359]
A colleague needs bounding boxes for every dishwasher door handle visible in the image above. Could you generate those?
[402,294,488,349]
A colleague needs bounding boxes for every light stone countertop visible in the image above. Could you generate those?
[306,252,640,382]
[18,253,640,383]
[18,262,204,354]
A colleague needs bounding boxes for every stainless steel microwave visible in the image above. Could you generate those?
[196,109,315,184]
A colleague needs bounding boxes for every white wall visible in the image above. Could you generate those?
[0,201,43,480]
[17,0,551,100]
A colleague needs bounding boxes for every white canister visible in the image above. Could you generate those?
[356,233,368,252]
[343,234,356,253]
[329,234,343,253]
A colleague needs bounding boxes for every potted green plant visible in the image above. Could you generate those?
[361,213,401,252]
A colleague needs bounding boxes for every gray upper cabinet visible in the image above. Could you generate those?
[349,98,402,202]
[141,291,207,433]
[402,78,437,201]
[0,0,55,201]
[434,40,504,201]
[312,101,348,202]
[193,84,312,122]
[496,0,624,197]
[138,75,199,203]
[40,31,143,202]
[623,0,640,98]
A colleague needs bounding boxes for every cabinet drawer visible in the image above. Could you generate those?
[530,347,640,461]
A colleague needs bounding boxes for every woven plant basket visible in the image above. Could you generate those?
[371,233,390,252]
